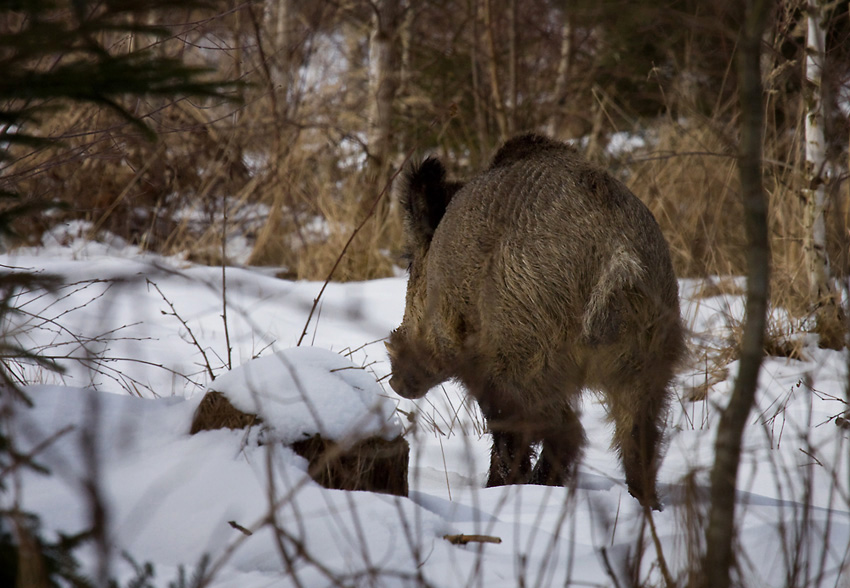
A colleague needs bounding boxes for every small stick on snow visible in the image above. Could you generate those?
[228,521,253,536]
[443,534,502,545]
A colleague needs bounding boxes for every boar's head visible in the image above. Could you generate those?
[386,158,461,399]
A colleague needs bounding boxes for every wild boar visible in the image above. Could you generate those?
[386,133,684,509]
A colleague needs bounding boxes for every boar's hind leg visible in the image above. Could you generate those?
[607,377,670,510]
[530,407,586,486]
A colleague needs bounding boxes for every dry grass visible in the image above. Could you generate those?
[628,120,745,279]
[239,140,402,281]
[7,96,849,322]
[2,88,402,281]
[624,111,848,342]
[0,2,403,282]
[190,390,259,434]
[291,434,409,497]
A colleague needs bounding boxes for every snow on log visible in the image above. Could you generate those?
[190,347,408,496]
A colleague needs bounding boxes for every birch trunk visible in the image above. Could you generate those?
[268,0,292,150]
[365,0,401,219]
[803,0,843,349]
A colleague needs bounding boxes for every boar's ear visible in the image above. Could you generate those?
[398,157,458,248]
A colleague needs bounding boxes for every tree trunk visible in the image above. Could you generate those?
[231,0,244,105]
[506,0,517,135]
[803,0,843,349]
[398,0,413,99]
[470,0,488,163]
[701,2,771,587]
[273,0,291,88]
[365,0,402,220]
[585,87,606,162]
[547,10,574,137]
[480,0,508,142]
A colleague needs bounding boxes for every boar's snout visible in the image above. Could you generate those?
[385,335,438,400]
[388,373,426,399]
[388,374,404,396]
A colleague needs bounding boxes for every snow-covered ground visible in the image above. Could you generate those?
[3,240,849,587]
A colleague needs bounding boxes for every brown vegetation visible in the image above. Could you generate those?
[189,390,259,434]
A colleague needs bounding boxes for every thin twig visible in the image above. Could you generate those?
[644,504,676,588]
[147,279,216,381]
[296,147,417,346]
[221,199,232,371]
[342,337,388,358]
[0,424,74,479]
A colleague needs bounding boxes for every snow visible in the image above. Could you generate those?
[207,347,402,445]
[606,130,649,157]
[2,243,849,587]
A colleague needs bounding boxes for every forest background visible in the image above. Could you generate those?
[2,0,848,316]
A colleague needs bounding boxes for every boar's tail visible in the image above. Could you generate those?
[400,158,463,243]
[581,246,647,345]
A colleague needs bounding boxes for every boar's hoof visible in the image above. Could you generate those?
[629,488,663,512]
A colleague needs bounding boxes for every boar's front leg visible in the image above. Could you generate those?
[487,428,534,486]
[475,387,534,486]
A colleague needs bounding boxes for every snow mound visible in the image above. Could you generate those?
[206,347,402,445]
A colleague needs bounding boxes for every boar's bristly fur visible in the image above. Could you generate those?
[386,133,684,510]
